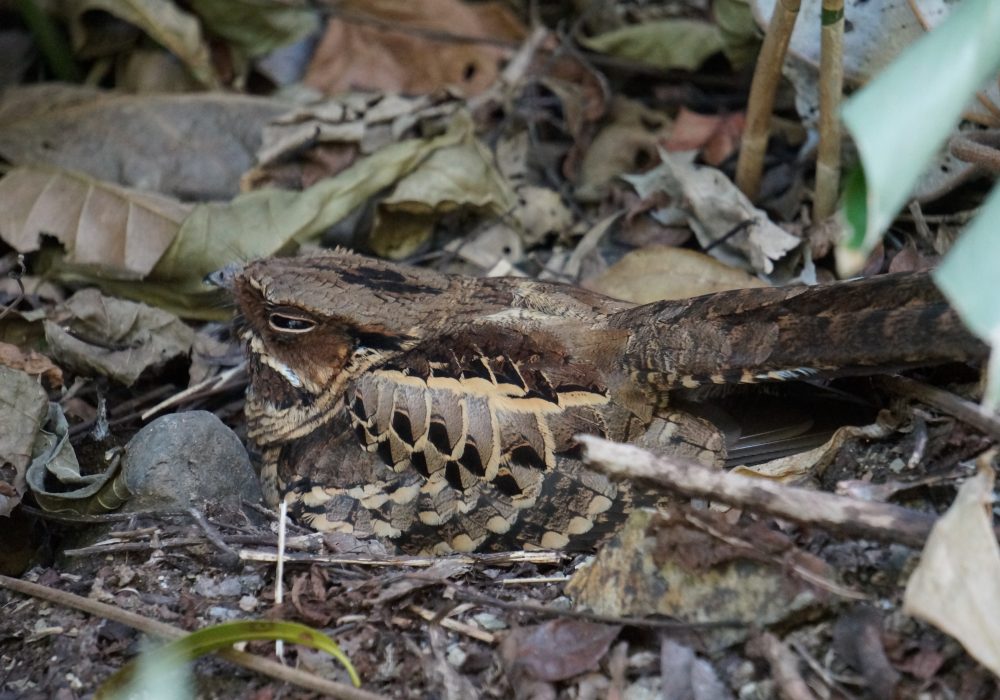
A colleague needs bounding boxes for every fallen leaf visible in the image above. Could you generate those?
[0,86,290,199]
[903,461,1000,676]
[250,92,458,190]
[44,288,195,386]
[68,0,219,87]
[500,619,621,682]
[624,150,801,273]
[514,186,573,246]
[566,509,826,651]
[583,245,765,303]
[187,0,318,58]
[0,166,190,278]
[663,108,745,166]
[304,0,525,96]
[575,98,673,202]
[660,639,734,700]
[41,115,469,318]
[0,341,63,389]
[24,403,117,515]
[372,137,516,259]
[0,366,48,516]
[580,19,724,72]
[714,0,761,70]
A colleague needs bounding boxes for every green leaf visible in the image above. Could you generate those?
[580,20,724,71]
[934,185,1000,412]
[188,0,318,57]
[840,0,1000,257]
[98,620,361,698]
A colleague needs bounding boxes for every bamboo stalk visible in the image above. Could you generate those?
[814,0,846,220]
[735,0,802,200]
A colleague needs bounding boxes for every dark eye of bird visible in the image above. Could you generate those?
[268,313,316,333]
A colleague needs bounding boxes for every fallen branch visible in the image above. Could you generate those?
[577,435,938,548]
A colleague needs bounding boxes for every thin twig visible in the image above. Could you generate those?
[578,435,939,548]
[408,604,496,644]
[0,574,386,700]
[239,548,565,568]
[187,507,241,568]
[444,584,747,631]
[141,363,246,421]
[876,375,1000,441]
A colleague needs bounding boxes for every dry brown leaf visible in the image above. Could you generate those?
[583,246,765,304]
[576,98,673,202]
[0,341,62,389]
[44,289,195,386]
[500,619,621,683]
[0,166,189,278]
[566,509,826,651]
[663,107,745,166]
[904,461,1000,676]
[304,0,526,97]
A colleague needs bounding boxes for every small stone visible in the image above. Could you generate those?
[121,411,261,511]
[238,595,258,612]
[207,606,240,620]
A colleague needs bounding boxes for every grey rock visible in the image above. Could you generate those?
[122,411,261,511]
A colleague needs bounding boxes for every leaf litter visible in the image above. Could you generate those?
[0,1,998,698]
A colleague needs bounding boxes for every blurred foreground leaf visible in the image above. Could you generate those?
[934,186,1000,411]
[839,0,1000,263]
[99,620,361,699]
[904,462,1000,676]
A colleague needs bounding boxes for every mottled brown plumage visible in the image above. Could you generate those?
[228,249,984,553]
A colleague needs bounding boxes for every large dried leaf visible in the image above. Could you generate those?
[10,117,467,318]
[566,509,824,651]
[373,138,517,259]
[583,246,765,303]
[0,86,290,199]
[0,166,190,278]
[576,98,673,201]
[43,289,195,386]
[304,0,525,96]
[0,366,49,516]
[934,187,1000,411]
[116,118,470,315]
[68,0,218,87]
[580,19,724,71]
[904,463,1000,676]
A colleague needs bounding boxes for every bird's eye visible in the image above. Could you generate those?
[268,313,316,333]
